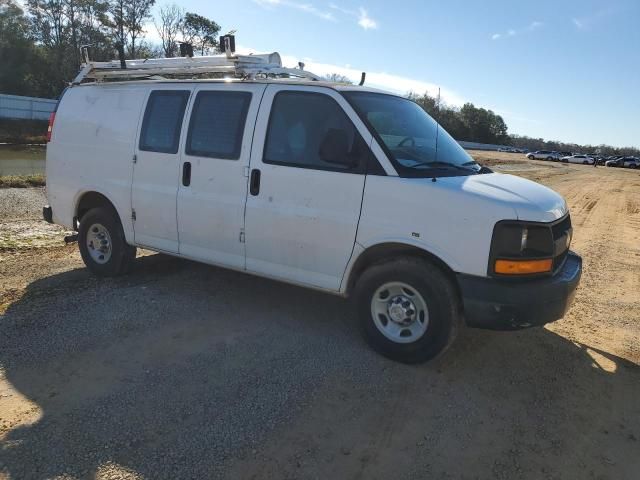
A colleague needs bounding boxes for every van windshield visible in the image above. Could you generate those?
[343,92,481,177]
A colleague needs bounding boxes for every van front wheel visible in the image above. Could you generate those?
[354,257,461,363]
[78,207,136,277]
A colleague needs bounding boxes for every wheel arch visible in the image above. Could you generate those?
[74,190,123,230]
[343,242,460,298]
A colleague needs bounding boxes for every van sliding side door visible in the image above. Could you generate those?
[132,87,192,253]
[176,83,266,269]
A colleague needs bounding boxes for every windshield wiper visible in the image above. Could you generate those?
[406,161,478,173]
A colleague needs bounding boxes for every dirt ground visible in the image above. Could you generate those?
[0,152,639,479]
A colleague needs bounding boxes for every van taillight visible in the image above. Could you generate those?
[47,112,56,142]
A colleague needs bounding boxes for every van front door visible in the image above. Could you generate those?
[176,84,265,268]
[132,88,191,252]
[244,85,372,291]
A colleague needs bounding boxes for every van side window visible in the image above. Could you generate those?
[139,90,190,154]
[264,91,367,172]
[186,91,251,160]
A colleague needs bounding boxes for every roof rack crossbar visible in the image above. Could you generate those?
[72,52,320,84]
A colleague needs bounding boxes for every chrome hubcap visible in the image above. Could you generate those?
[371,282,429,344]
[86,223,112,264]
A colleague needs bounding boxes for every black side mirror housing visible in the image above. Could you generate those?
[319,128,353,167]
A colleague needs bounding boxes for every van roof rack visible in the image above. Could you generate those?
[72,51,320,85]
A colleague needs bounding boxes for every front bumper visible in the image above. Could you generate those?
[457,252,582,330]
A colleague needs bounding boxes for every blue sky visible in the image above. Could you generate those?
[146,0,639,148]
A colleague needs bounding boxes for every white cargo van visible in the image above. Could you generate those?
[43,49,581,363]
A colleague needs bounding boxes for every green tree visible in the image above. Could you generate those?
[180,12,219,55]
[0,0,38,95]
[107,0,154,58]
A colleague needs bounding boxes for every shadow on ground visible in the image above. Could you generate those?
[0,254,638,479]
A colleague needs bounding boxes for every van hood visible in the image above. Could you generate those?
[454,173,568,222]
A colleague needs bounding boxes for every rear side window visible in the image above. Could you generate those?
[186,91,251,159]
[264,91,367,172]
[139,90,190,154]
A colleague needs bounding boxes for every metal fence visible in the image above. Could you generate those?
[0,94,57,121]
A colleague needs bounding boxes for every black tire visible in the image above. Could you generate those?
[78,207,136,277]
[527,155,534,160]
[583,160,589,165]
[546,156,553,161]
[353,257,461,364]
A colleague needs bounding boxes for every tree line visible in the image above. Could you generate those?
[405,91,638,156]
[0,0,220,98]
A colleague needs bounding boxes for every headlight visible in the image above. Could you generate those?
[489,220,566,276]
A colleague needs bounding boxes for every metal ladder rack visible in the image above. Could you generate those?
[72,51,320,84]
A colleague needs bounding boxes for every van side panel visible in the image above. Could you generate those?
[46,84,148,241]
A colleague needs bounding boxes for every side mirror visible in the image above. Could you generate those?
[318,128,354,167]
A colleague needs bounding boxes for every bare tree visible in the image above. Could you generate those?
[154,3,182,57]
[322,73,352,84]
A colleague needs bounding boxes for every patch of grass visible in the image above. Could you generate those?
[0,119,48,144]
[0,174,45,188]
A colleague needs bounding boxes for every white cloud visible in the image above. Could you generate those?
[357,8,378,30]
[253,0,335,21]
[329,4,379,30]
[235,44,465,105]
[571,7,618,31]
[491,20,543,40]
[528,21,543,31]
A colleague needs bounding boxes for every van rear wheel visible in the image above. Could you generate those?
[354,257,461,363]
[78,207,136,277]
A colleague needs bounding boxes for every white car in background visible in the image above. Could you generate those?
[527,151,561,161]
[561,154,595,165]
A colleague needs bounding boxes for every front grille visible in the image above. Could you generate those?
[552,214,572,272]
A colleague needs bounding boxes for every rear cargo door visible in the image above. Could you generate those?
[132,87,192,252]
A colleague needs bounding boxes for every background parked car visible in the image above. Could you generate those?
[561,154,595,165]
[559,151,573,158]
[527,150,561,161]
[605,157,624,167]
[620,156,640,168]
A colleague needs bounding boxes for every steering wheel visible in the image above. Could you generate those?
[397,136,416,148]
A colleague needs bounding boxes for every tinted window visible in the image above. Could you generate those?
[186,91,251,159]
[264,91,366,172]
[139,91,190,154]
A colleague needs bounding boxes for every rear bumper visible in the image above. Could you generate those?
[43,205,53,224]
[457,252,582,330]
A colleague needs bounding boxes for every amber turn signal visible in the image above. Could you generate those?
[494,258,553,275]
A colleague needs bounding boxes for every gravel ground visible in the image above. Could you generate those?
[0,188,69,250]
[0,156,639,480]
[0,187,47,220]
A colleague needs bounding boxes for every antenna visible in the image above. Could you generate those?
[359,72,366,86]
